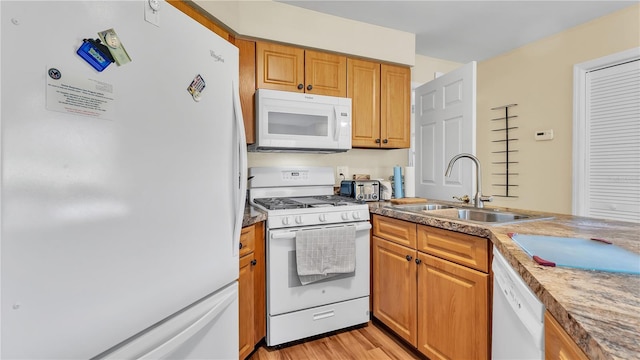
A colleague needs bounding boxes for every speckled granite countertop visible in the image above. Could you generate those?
[242,204,267,227]
[368,201,640,360]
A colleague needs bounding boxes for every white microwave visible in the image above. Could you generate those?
[249,89,352,153]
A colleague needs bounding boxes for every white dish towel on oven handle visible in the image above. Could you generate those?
[295,225,356,285]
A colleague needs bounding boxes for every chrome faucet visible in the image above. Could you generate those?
[445,153,493,208]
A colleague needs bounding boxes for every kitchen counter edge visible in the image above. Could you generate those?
[243,204,267,228]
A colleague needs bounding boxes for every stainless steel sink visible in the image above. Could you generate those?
[388,203,456,212]
[425,208,553,224]
[387,204,553,224]
[455,209,532,222]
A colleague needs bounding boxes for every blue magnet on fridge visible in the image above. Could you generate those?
[77,39,114,72]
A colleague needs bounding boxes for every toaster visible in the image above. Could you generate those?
[340,180,380,202]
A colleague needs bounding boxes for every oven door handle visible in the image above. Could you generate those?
[270,222,371,240]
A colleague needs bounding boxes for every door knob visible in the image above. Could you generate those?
[307,84,313,91]
[415,258,422,265]
[405,255,412,261]
[297,84,304,90]
[383,139,388,144]
[251,259,257,266]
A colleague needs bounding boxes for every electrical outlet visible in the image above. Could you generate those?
[336,166,348,181]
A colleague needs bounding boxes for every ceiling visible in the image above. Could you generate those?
[277,1,637,63]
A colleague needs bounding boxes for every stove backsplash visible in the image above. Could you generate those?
[247,148,409,187]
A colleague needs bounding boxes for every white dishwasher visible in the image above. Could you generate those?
[492,247,545,359]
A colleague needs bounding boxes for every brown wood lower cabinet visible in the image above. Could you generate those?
[372,236,417,344]
[418,253,488,360]
[372,214,490,360]
[545,311,589,360]
[239,222,265,360]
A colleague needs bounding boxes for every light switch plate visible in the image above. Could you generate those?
[535,129,554,141]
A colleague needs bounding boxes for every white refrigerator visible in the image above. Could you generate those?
[0,1,247,358]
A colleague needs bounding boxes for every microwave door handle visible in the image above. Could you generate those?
[333,106,340,140]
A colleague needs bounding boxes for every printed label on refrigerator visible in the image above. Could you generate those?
[46,67,115,119]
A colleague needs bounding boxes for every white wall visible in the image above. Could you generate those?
[477,4,640,214]
[194,0,415,66]
[412,55,464,85]
[248,149,408,186]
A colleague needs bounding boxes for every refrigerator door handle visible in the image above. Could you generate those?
[138,286,237,359]
[95,283,238,360]
[232,80,247,256]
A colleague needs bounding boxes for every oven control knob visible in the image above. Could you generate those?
[295,216,303,224]
[341,212,349,221]
[352,211,361,220]
[282,217,291,226]
[319,214,327,222]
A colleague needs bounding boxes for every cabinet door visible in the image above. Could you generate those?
[348,58,381,147]
[238,254,255,360]
[380,64,411,148]
[417,253,489,360]
[305,50,347,97]
[256,42,305,93]
[252,222,266,345]
[235,38,256,144]
[545,311,589,360]
[372,236,417,346]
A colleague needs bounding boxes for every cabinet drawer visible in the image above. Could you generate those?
[417,225,489,273]
[373,215,417,248]
[240,225,255,257]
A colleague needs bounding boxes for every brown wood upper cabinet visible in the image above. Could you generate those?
[235,38,257,144]
[348,59,410,148]
[256,42,347,97]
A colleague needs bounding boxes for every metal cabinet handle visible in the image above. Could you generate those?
[297,84,304,90]
[405,255,412,261]
[383,139,388,144]
[251,259,257,266]
[415,258,422,265]
[239,242,243,249]
[306,84,313,91]
[375,139,381,144]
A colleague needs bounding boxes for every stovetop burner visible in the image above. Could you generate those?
[253,195,364,210]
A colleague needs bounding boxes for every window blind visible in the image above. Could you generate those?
[585,59,640,222]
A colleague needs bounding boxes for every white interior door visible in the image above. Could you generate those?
[415,62,477,202]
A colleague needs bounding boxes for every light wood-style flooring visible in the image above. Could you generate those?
[248,321,423,360]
